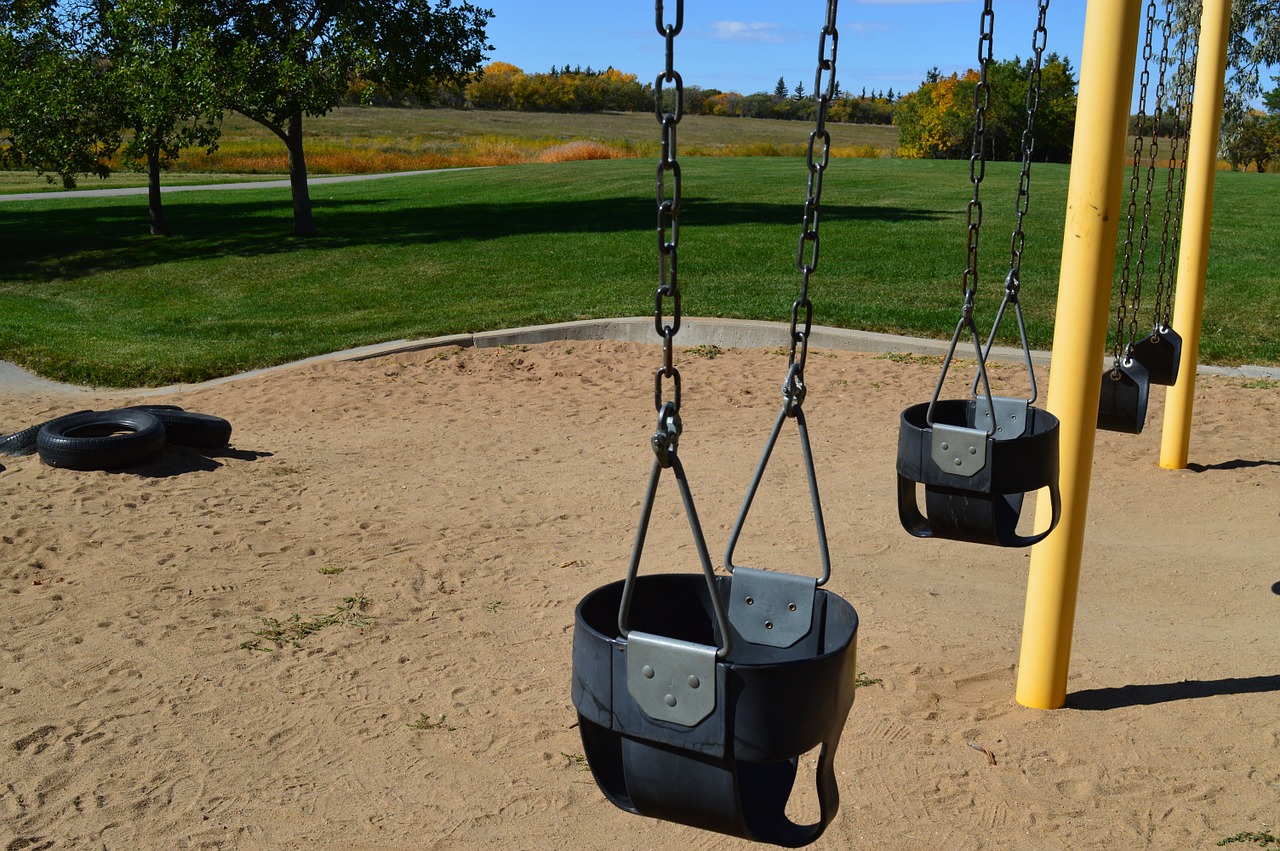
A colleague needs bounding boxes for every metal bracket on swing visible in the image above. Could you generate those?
[727,567,817,648]
[722,374,829,649]
[976,396,1029,441]
[625,630,717,727]
[930,423,988,478]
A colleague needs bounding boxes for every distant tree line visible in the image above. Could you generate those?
[459,60,1077,160]
[461,62,901,125]
[464,62,650,112]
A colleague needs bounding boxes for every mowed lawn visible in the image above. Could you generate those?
[1,109,1278,387]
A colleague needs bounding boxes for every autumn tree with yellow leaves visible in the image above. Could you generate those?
[894,55,1077,162]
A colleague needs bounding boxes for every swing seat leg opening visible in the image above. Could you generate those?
[572,575,858,847]
[895,400,1061,547]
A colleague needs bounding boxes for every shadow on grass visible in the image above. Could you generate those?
[0,193,948,280]
[1067,674,1280,710]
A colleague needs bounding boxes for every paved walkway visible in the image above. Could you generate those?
[2,318,1276,398]
[0,168,474,202]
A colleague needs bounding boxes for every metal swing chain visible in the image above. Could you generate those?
[1133,0,1171,347]
[962,1,996,312]
[1005,0,1049,300]
[724,0,839,588]
[652,0,685,465]
[927,0,997,428]
[1151,4,1180,334]
[619,0,734,658]
[1113,0,1159,372]
[1160,3,1200,328]
[976,0,1050,405]
[785,0,840,413]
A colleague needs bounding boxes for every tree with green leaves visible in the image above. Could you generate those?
[0,1,120,187]
[1171,0,1280,148]
[2,0,222,234]
[206,0,492,236]
[100,0,222,235]
[1224,109,1279,170]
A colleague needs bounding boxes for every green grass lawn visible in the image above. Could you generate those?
[1,154,1277,387]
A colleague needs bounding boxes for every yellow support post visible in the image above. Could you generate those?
[1160,0,1233,469]
[1014,0,1143,710]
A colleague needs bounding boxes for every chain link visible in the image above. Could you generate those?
[961,0,995,309]
[1150,2,1179,335]
[784,0,839,411]
[1160,1,1199,327]
[653,0,683,430]
[1005,0,1050,297]
[1114,0,1159,367]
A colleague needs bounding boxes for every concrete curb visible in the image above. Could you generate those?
[1,317,1276,398]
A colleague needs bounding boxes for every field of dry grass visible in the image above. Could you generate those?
[175,107,901,175]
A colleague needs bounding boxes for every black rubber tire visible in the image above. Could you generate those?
[125,406,232,448]
[36,409,166,470]
[0,410,93,457]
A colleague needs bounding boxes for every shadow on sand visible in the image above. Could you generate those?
[1068,675,1280,711]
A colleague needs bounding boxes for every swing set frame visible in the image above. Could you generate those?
[1017,0,1231,710]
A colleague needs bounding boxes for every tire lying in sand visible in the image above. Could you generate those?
[36,409,166,470]
[0,410,92,457]
[124,406,232,449]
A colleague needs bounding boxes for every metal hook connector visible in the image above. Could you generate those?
[651,403,682,468]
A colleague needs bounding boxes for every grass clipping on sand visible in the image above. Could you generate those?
[240,595,373,651]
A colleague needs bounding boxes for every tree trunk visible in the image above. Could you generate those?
[147,142,169,237]
[285,111,316,236]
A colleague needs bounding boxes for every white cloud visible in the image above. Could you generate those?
[710,21,787,43]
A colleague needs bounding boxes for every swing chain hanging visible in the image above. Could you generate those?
[926,0,997,430]
[1133,0,1170,347]
[1150,3,1179,336]
[961,0,996,309]
[785,0,839,413]
[1160,2,1199,329]
[1005,0,1049,299]
[653,0,684,466]
[1113,0,1159,372]
[973,0,1050,406]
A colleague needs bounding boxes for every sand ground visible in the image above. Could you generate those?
[2,340,1277,850]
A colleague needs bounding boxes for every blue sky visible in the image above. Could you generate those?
[483,0,1092,99]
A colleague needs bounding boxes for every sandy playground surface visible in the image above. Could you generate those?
[1,338,1277,850]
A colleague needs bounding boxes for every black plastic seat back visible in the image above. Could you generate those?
[1130,327,1182,386]
[572,574,858,847]
[1097,359,1150,434]
[896,399,1061,547]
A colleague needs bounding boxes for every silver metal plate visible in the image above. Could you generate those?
[931,423,988,477]
[625,631,717,727]
[976,396,1029,440]
[727,567,817,648]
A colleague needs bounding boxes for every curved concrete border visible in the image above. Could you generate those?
[1,317,1276,397]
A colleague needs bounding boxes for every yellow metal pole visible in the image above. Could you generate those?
[1015,0,1143,710]
[1160,0,1233,469]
